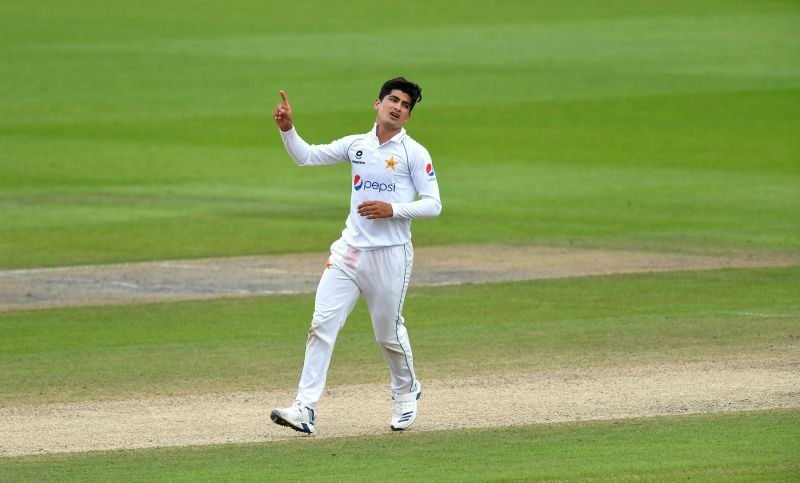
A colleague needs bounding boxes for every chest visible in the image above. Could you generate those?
[347,140,410,180]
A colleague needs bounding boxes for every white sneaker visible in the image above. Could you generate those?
[270,401,316,434]
[391,381,421,431]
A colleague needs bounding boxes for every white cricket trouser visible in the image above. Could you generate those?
[296,238,417,409]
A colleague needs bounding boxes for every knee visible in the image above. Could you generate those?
[311,306,338,327]
[375,336,403,352]
[373,321,396,348]
[375,335,392,346]
[307,310,340,343]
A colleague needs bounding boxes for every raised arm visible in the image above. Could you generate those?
[272,90,293,132]
[273,90,350,166]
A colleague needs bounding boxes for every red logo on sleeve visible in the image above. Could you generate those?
[425,163,435,177]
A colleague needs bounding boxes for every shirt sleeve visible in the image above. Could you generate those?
[392,196,442,219]
[391,144,442,219]
[279,126,350,166]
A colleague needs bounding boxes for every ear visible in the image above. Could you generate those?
[374,98,380,110]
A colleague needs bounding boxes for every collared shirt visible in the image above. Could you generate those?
[279,124,442,248]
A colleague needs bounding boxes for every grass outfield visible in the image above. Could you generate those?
[1,410,798,481]
[1,1,799,267]
[2,266,797,406]
[1,1,798,479]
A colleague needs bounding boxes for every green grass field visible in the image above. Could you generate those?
[1,0,799,267]
[1,0,799,480]
[2,410,798,481]
[1,266,798,406]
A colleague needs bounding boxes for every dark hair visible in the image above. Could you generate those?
[378,77,422,111]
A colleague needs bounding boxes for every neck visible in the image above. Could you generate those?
[375,123,401,144]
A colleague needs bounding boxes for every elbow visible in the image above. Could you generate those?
[290,154,310,166]
[432,199,442,217]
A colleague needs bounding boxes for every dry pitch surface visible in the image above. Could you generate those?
[2,245,796,311]
[1,245,798,457]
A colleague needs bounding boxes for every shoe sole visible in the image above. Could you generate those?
[391,422,414,431]
[270,410,314,434]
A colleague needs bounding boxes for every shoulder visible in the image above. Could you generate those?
[400,135,431,164]
[332,134,368,155]
[400,133,426,152]
[337,133,365,146]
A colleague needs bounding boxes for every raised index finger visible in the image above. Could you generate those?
[279,90,290,108]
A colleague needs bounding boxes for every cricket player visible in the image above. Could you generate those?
[270,77,442,433]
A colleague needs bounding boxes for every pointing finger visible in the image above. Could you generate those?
[279,90,290,108]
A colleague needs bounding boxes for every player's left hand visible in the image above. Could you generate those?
[357,200,393,219]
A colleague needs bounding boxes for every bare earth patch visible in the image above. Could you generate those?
[1,245,797,311]
[1,357,797,457]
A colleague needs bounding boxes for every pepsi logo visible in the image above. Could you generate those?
[352,175,396,192]
[426,163,435,177]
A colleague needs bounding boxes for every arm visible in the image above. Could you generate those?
[357,197,442,219]
[280,127,350,166]
[391,196,442,219]
[392,145,442,219]
[357,146,443,220]
[273,90,348,166]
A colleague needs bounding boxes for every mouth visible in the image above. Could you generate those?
[389,111,400,120]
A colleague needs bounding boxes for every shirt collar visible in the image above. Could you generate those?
[370,123,406,145]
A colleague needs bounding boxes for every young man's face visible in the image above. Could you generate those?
[374,89,412,130]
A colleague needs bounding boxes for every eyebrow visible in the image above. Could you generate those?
[390,95,410,107]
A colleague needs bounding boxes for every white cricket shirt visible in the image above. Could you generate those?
[280,124,442,249]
